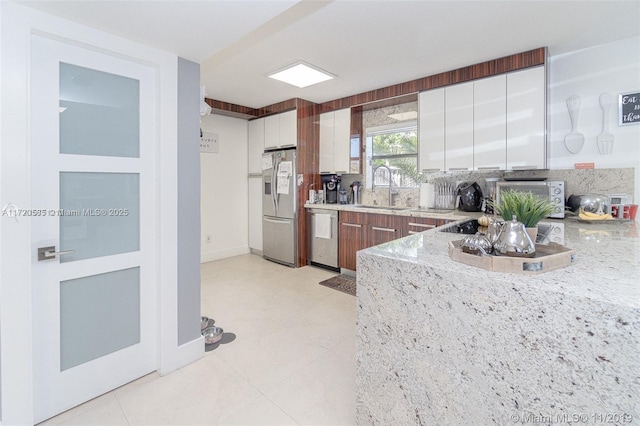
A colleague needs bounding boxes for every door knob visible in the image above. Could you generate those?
[37,246,76,261]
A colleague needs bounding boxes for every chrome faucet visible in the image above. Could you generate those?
[372,164,396,206]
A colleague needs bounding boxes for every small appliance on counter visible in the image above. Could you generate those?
[483,178,499,214]
[495,179,565,219]
[455,182,484,212]
[321,174,340,204]
[338,189,348,204]
[350,181,361,205]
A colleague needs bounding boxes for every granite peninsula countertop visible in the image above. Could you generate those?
[355,216,640,425]
[359,216,640,309]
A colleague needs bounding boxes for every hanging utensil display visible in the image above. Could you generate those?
[564,95,585,154]
[597,92,614,155]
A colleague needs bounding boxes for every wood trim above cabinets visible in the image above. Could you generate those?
[205,48,545,117]
[319,47,546,112]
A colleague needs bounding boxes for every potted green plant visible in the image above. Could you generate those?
[488,189,555,240]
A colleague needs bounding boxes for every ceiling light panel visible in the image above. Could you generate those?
[268,62,334,88]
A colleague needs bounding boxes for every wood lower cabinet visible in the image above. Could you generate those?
[338,211,455,270]
[367,214,402,246]
[402,216,439,236]
[339,211,365,271]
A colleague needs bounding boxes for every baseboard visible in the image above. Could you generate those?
[158,335,204,376]
[200,246,250,263]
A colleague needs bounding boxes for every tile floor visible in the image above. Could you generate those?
[41,254,356,425]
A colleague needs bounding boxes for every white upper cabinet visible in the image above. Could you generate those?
[333,108,351,174]
[319,108,351,174]
[264,110,297,150]
[279,109,297,148]
[418,88,445,171]
[418,65,546,172]
[445,82,474,171]
[474,74,506,171]
[506,66,546,170]
[248,118,265,174]
[264,114,279,150]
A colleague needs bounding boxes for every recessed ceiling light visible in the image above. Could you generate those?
[268,62,334,88]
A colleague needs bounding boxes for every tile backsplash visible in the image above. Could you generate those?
[339,168,635,208]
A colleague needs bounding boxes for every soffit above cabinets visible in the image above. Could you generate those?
[19,1,640,109]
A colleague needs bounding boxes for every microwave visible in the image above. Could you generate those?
[495,180,565,218]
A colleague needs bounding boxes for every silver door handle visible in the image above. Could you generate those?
[342,223,361,228]
[264,217,290,225]
[371,226,396,233]
[511,166,538,170]
[38,246,76,261]
[408,222,435,228]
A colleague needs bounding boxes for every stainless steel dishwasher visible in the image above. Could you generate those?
[308,208,339,270]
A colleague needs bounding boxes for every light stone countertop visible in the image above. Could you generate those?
[303,202,470,220]
[355,215,640,425]
[360,216,640,308]
[306,201,640,307]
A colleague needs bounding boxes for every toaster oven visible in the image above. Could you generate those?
[495,180,565,219]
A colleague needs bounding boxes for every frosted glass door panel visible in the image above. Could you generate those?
[60,267,140,370]
[60,172,139,262]
[59,62,139,158]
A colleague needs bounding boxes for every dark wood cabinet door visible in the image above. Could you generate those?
[403,216,439,236]
[366,214,401,247]
[338,211,365,271]
[337,211,452,270]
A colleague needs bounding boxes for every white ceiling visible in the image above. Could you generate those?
[16,0,640,109]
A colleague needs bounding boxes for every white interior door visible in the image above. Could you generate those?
[30,35,157,423]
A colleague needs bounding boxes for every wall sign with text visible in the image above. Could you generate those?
[200,132,219,153]
[619,91,640,126]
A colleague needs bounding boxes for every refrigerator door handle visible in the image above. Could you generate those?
[272,159,279,213]
[264,217,290,224]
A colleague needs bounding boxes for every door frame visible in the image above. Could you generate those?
[0,3,203,424]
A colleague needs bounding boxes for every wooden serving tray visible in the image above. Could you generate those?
[448,240,577,275]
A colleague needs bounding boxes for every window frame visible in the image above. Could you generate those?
[365,121,419,189]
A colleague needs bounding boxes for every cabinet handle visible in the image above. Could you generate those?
[408,230,420,235]
[421,168,442,173]
[320,171,332,174]
[408,222,435,228]
[335,170,347,174]
[510,166,538,170]
[342,223,362,228]
[372,226,396,233]
[448,167,470,171]
[477,166,500,170]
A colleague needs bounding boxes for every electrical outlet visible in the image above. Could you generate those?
[205,235,212,243]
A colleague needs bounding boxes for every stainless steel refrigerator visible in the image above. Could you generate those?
[262,148,297,267]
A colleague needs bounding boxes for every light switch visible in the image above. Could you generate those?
[200,132,219,153]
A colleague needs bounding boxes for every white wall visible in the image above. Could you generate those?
[200,114,250,262]
[0,3,202,423]
[548,36,640,201]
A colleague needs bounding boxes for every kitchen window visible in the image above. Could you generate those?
[366,122,419,189]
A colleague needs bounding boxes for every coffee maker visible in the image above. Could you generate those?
[321,174,340,204]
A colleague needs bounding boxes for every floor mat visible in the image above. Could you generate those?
[319,274,356,296]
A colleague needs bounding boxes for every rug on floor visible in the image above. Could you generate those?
[319,274,356,296]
